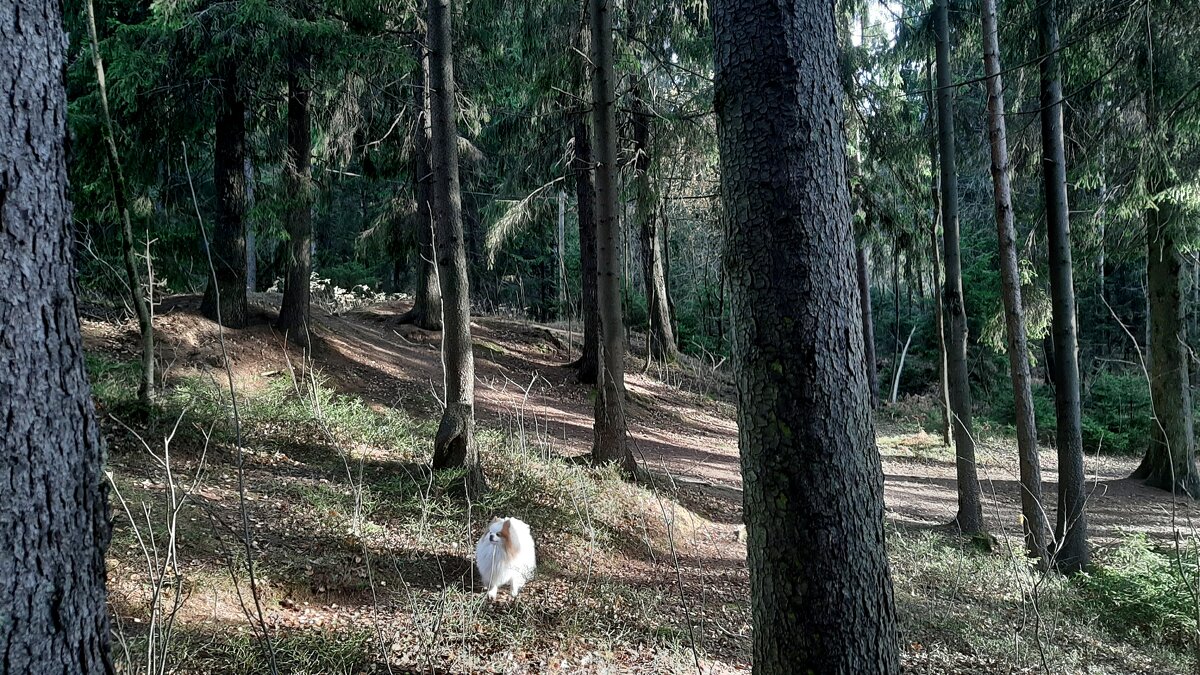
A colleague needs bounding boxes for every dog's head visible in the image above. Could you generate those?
[486,517,518,557]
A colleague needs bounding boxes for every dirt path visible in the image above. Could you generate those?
[131,295,1193,548]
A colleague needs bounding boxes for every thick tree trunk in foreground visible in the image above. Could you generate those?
[589,0,635,472]
[1037,0,1090,573]
[276,55,314,345]
[1137,199,1200,497]
[856,246,879,409]
[981,0,1050,567]
[715,1,900,672]
[1,0,113,668]
[572,114,600,384]
[201,65,249,327]
[427,0,481,492]
[935,0,984,534]
[400,41,443,331]
[85,0,155,404]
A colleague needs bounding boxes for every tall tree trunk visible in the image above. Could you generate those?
[891,238,901,401]
[981,0,1050,567]
[1136,194,1200,497]
[632,77,676,363]
[1037,0,1090,573]
[926,59,952,447]
[572,114,600,383]
[715,2,900,672]
[856,246,879,408]
[201,64,249,328]
[400,41,443,331]
[427,0,481,492]
[589,0,634,472]
[84,0,155,404]
[245,112,256,293]
[276,54,314,344]
[557,188,567,317]
[1,0,114,668]
[934,0,984,534]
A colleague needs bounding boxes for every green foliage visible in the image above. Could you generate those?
[985,372,1153,456]
[1076,535,1200,652]
[319,260,379,290]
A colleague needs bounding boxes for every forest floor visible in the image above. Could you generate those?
[85,294,1197,674]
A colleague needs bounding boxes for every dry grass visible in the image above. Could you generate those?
[85,305,1199,674]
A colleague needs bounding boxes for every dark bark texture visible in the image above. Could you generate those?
[856,246,879,409]
[426,0,481,491]
[201,65,249,327]
[934,0,984,534]
[1137,200,1200,497]
[1,0,114,669]
[276,54,314,345]
[573,114,600,384]
[714,1,900,672]
[1037,0,1090,573]
[400,41,443,331]
[981,0,1050,567]
[589,0,635,472]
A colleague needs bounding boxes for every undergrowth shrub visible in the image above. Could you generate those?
[1076,535,1199,652]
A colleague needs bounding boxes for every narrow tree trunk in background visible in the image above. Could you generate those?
[427,0,481,493]
[245,112,256,293]
[276,54,314,345]
[557,188,567,317]
[1037,0,1090,572]
[981,0,1050,567]
[84,0,155,404]
[891,325,917,404]
[1,0,113,667]
[926,59,952,447]
[589,0,634,472]
[401,40,444,331]
[1137,199,1200,498]
[572,114,600,384]
[891,239,901,401]
[201,64,249,327]
[935,0,984,534]
[856,246,879,408]
[715,2,899,670]
[632,77,676,363]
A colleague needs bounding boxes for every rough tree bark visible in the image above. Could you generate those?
[427,0,482,492]
[935,0,984,534]
[1,0,114,669]
[1037,0,1090,572]
[981,0,1050,567]
[201,63,249,327]
[399,39,443,331]
[572,113,600,384]
[276,53,314,345]
[856,246,879,409]
[714,1,900,671]
[85,0,155,404]
[1137,197,1200,497]
[1132,15,1200,499]
[589,0,635,472]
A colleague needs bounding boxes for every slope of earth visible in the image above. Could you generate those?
[83,295,1192,674]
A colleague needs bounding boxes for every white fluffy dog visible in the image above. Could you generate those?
[475,516,536,600]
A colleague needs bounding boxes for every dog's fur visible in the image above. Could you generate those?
[475,516,536,600]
